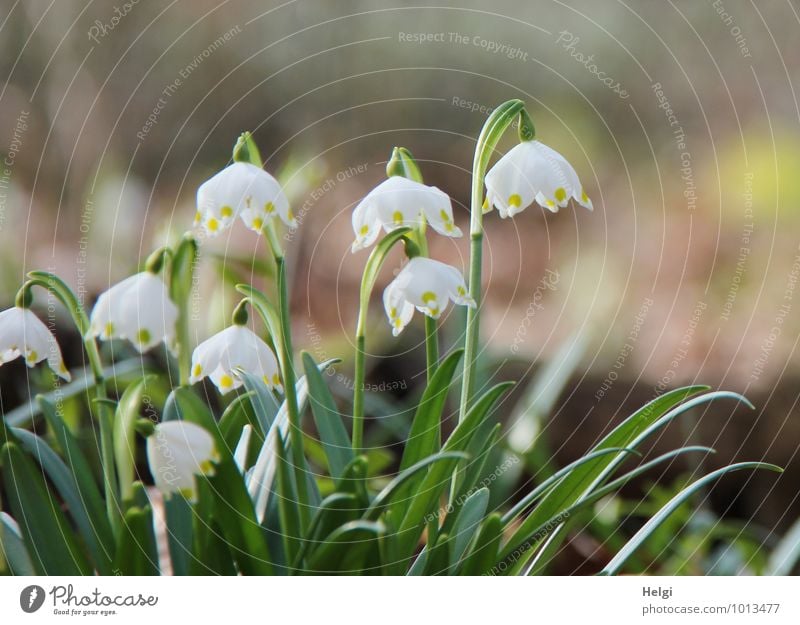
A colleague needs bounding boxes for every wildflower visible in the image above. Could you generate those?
[146,420,218,501]
[190,323,282,394]
[0,306,70,380]
[484,140,592,217]
[351,176,461,252]
[195,162,295,236]
[383,257,475,336]
[88,272,178,353]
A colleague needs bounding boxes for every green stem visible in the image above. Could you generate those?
[424,315,439,381]
[265,226,310,528]
[22,273,120,535]
[458,100,526,423]
[352,331,366,453]
[168,235,198,388]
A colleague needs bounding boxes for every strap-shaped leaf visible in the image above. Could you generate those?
[302,352,353,479]
[395,382,513,560]
[601,461,782,575]
[0,442,91,574]
[0,511,35,575]
[13,425,114,574]
[307,520,385,574]
[399,349,463,472]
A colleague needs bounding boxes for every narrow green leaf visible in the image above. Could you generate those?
[274,430,302,568]
[302,352,353,479]
[449,487,490,569]
[114,377,155,505]
[399,349,463,471]
[460,513,503,576]
[0,512,36,575]
[13,426,114,574]
[307,520,385,574]
[364,452,469,521]
[113,505,159,575]
[395,382,513,561]
[601,462,783,576]
[295,492,360,568]
[0,442,91,574]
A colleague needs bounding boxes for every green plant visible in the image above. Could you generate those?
[0,103,781,576]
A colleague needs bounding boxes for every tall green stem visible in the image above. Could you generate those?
[233,131,310,525]
[458,100,526,422]
[167,236,197,387]
[266,216,310,528]
[22,273,120,534]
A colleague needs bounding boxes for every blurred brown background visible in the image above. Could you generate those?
[1,1,799,537]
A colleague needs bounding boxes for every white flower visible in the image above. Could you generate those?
[484,140,592,218]
[88,272,178,353]
[146,420,218,501]
[351,176,461,252]
[195,162,295,236]
[190,323,282,395]
[383,257,475,336]
[0,307,70,380]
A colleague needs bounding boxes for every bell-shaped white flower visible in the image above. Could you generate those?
[146,420,218,501]
[88,272,178,353]
[195,162,295,236]
[351,176,461,252]
[383,257,475,336]
[190,323,282,395]
[484,140,592,218]
[0,306,70,380]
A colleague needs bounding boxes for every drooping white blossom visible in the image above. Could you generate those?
[0,306,70,380]
[146,420,218,501]
[190,323,282,395]
[351,176,461,252]
[195,162,295,236]
[88,272,178,353]
[484,140,592,218]
[383,257,475,336]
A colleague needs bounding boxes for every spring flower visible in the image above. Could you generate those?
[195,162,295,236]
[351,176,461,252]
[88,272,178,353]
[383,257,475,336]
[146,420,219,501]
[484,140,592,218]
[0,306,70,380]
[190,323,282,395]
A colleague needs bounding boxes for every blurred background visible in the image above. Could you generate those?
[1,0,799,573]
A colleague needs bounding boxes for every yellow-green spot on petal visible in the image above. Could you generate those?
[136,328,152,345]
[287,209,295,222]
[192,363,203,377]
[200,459,216,475]
[508,194,522,208]
[207,217,219,232]
[220,205,234,218]
[390,307,398,318]
[457,286,466,296]
[104,322,115,337]
[220,374,234,389]
[252,216,264,230]
[392,210,404,225]
[421,291,437,304]
[272,373,281,386]
[193,211,202,224]
[428,307,440,317]
[554,187,567,203]
[393,317,403,328]
[27,350,38,363]
[265,201,275,214]
[178,487,195,499]
[359,224,369,236]
[581,190,589,203]
[545,199,555,208]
